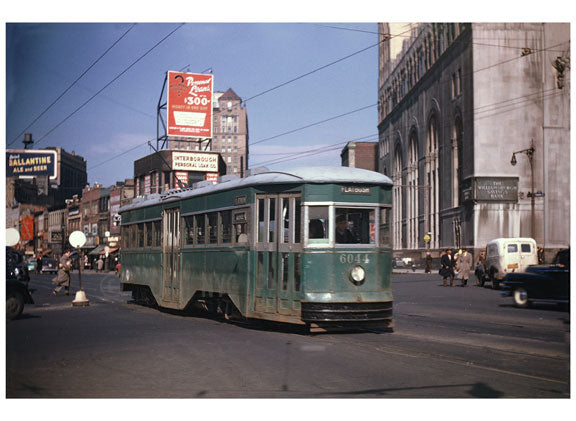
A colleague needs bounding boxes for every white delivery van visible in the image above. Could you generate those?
[484,238,538,289]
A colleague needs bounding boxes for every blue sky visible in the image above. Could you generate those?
[6,20,380,187]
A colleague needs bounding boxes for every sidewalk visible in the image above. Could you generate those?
[392,268,432,274]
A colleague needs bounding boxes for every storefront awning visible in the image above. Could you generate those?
[100,247,119,255]
[88,245,106,255]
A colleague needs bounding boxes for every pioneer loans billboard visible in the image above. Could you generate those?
[6,149,58,179]
[167,71,213,138]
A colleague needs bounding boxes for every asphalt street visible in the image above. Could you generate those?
[5,270,571,399]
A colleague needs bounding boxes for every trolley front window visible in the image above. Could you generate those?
[306,205,388,247]
[335,208,375,245]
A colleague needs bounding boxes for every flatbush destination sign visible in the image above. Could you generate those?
[463,177,519,202]
[6,149,58,179]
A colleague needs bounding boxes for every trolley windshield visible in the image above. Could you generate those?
[306,205,391,247]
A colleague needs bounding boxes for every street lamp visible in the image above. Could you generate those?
[510,139,535,239]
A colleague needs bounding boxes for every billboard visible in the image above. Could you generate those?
[172,151,219,172]
[6,149,58,179]
[167,71,213,138]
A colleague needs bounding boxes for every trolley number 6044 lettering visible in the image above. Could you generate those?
[339,253,370,264]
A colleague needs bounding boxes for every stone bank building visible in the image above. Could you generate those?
[377,23,570,260]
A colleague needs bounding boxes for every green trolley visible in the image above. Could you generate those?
[119,166,394,331]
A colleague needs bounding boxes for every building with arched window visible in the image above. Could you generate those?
[378,23,570,262]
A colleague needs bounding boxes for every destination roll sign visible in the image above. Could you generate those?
[7,149,58,179]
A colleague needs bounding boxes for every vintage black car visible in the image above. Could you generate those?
[501,249,570,308]
[6,247,34,320]
[40,257,58,274]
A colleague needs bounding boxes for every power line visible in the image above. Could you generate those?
[88,140,150,170]
[8,24,137,147]
[241,26,414,105]
[249,103,376,147]
[33,23,185,147]
[252,133,379,167]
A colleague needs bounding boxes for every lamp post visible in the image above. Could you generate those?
[510,139,535,239]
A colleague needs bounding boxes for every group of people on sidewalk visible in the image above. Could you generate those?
[439,248,474,287]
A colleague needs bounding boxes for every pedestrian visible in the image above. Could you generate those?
[457,247,473,286]
[97,257,104,272]
[537,247,544,264]
[475,249,487,285]
[425,252,432,273]
[52,249,72,296]
[36,254,43,274]
[439,248,456,287]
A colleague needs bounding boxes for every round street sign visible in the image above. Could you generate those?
[6,227,21,247]
[69,231,87,248]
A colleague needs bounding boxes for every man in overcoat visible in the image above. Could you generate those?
[52,250,72,296]
[457,248,473,287]
[439,248,456,287]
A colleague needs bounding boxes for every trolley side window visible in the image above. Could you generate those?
[184,216,195,245]
[233,211,249,244]
[221,210,233,244]
[153,220,162,247]
[207,212,219,244]
[145,222,153,247]
[137,223,144,248]
[308,206,329,244]
[196,214,206,245]
[379,207,392,247]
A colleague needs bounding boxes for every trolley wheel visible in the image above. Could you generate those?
[513,288,530,308]
[6,291,25,320]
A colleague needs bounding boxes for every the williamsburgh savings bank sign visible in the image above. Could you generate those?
[6,149,58,179]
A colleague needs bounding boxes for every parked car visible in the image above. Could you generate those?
[40,257,58,274]
[483,238,538,289]
[501,249,570,308]
[6,248,34,320]
[393,257,416,271]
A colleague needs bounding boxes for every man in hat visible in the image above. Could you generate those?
[52,249,72,296]
[335,215,357,244]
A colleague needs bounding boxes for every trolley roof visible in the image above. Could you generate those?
[120,166,393,212]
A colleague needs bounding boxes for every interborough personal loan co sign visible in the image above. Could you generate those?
[172,151,218,172]
[6,149,58,179]
[167,71,213,138]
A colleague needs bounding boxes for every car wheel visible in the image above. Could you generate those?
[6,291,25,320]
[513,288,530,308]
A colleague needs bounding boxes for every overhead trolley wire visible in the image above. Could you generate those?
[249,103,377,147]
[7,23,137,147]
[242,25,415,105]
[32,23,185,147]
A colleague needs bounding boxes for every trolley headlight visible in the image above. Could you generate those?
[14,267,20,276]
[350,265,366,283]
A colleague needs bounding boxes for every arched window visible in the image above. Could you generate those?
[452,117,463,207]
[393,145,403,249]
[426,115,440,249]
[407,133,419,249]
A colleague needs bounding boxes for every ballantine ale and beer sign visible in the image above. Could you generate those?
[6,149,58,179]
